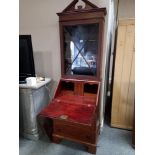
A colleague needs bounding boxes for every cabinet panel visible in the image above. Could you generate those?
[111,19,135,129]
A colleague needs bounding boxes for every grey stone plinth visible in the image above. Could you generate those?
[19,78,52,140]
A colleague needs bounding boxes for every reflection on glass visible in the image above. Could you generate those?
[64,23,99,76]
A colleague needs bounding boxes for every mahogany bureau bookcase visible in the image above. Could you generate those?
[38,0,106,153]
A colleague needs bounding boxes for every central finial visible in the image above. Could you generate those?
[75,0,85,10]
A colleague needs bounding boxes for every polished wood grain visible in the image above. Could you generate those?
[39,79,100,154]
[74,81,84,96]
[39,1,106,154]
[111,19,135,129]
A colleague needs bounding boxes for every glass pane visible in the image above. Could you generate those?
[63,23,99,76]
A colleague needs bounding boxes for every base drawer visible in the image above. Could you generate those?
[53,119,97,143]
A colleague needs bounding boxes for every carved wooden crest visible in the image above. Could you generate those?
[62,0,99,12]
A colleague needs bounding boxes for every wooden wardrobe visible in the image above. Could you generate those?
[111,19,135,130]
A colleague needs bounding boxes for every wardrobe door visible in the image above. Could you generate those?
[111,19,135,129]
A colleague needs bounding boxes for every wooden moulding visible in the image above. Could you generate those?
[57,9,106,22]
[58,0,107,17]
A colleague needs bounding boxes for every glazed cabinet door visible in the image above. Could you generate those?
[59,19,104,80]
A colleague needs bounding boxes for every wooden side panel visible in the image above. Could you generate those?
[126,51,135,127]
[111,19,135,129]
[111,24,127,127]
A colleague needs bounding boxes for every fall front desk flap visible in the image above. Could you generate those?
[39,95,96,124]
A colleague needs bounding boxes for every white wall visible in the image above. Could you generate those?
[98,0,111,127]
[19,0,111,126]
[19,0,72,82]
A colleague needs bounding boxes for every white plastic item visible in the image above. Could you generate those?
[26,77,37,86]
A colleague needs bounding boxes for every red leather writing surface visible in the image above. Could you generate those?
[39,94,96,125]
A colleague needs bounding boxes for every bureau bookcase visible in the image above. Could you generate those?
[39,0,106,153]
